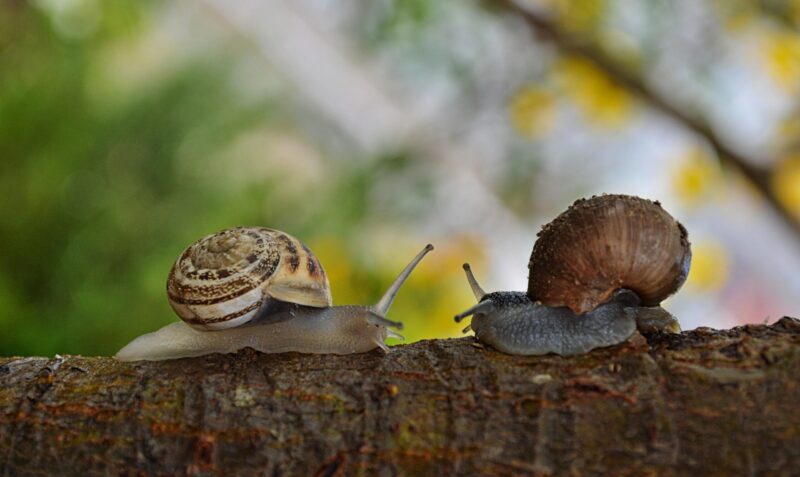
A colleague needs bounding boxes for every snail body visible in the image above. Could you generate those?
[462,290,638,356]
[117,227,432,361]
[456,195,690,356]
[116,304,401,361]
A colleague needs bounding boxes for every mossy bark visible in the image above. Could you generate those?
[1,318,799,476]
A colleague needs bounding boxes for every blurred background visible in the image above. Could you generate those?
[2,0,799,357]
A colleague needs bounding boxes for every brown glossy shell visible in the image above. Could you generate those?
[167,227,332,330]
[527,195,691,314]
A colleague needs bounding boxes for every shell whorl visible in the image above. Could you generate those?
[167,227,332,330]
[527,194,691,315]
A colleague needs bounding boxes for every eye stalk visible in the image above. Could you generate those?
[462,263,486,301]
[367,311,403,330]
[454,300,494,324]
[373,244,434,316]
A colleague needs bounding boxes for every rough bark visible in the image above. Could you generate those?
[1,318,799,476]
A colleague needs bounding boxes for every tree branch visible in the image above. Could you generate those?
[1,318,799,475]
[495,0,800,240]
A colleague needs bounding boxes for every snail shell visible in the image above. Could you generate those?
[166,227,331,330]
[527,194,691,314]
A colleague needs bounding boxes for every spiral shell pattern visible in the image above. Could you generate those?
[527,194,691,315]
[167,227,332,330]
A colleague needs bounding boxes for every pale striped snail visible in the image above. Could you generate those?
[116,227,433,361]
[455,195,691,356]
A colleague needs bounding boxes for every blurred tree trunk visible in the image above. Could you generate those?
[1,318,799,476]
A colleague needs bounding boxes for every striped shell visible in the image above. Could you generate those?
[167,227,332,330]
[527,195,691,315]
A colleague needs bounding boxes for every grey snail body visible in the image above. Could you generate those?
[116,227,432,361]
[455,195,690,356]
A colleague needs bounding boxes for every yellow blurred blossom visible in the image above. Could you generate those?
[545,0,606,32]
[763,30,800,92]
[686,240,730,292]
[385,234,486,342]
[308,233,486,344]
[553,57,634,128]
[722,12,753,32]
[716,0,758,32]
[777,116,800,147]
[305,236,358,304]
[509,85,556,137]
[599,29,642,70]
[672,148,722,206]
[773,154,800,218]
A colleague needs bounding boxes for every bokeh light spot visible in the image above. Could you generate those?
[773,154,800,219]
[553,57,634,128]
[686,240,730,292]
[509,85,556,137]
[672,148,721,206]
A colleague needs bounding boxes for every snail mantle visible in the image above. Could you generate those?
[2,318,799,476]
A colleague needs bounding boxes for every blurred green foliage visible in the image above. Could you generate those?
[0,2,476,357]
[1,2,262,355]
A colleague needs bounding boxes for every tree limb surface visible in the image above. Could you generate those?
[1,318,799,476]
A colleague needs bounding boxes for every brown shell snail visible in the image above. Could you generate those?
[116,227,433,361]
[455,194,691,356]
